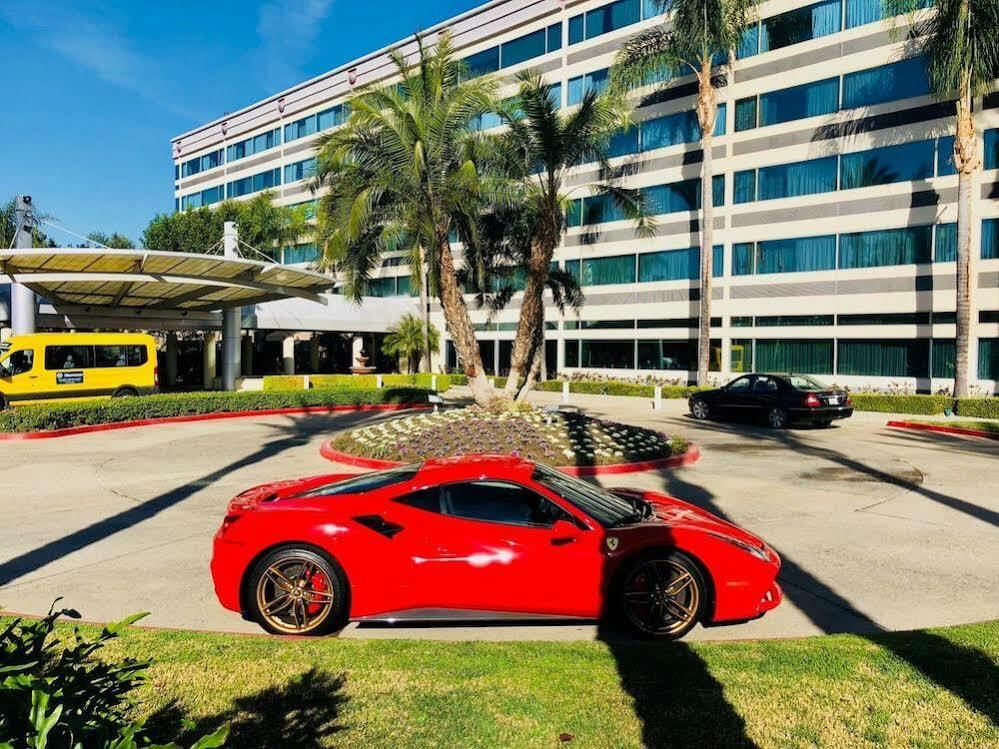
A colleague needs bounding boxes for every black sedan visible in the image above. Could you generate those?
[689,374,854,429]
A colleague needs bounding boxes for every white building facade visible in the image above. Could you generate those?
[172,0,999,391]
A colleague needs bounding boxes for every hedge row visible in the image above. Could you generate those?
[0,388,431,433]
[263,373,452,392]
[535,380,710,399]
[848,393,999,418]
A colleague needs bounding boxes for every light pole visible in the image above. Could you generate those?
[221,221,242,390]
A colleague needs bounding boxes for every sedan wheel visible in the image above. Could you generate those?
[691,400,710,420]
[620,552,706,639]
[248,548,346,636]
[767,407,788,430]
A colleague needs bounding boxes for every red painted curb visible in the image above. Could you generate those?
[886,420,999,441]
[320,442,701,475]
[0,403,430,441]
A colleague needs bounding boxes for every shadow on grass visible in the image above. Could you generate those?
[147,667,348,748]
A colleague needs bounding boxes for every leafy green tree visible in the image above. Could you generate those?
[484,73,650,400]
[885,0,999,395]
[87,231,134,249]
[611,0,755,386]
[313,34,500,405]
[382,312,441,373]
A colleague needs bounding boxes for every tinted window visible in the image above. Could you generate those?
[44,346,93,370]
[1,349,33,376]
[95,345,129,367]
[726,376,753,392]
[533,464,633,528]
[442,481,568,528]
[127,345,148,366]
[753,376,780,393]
[789,375,830,390]
[298,464,422,498]
[396,487,441,513]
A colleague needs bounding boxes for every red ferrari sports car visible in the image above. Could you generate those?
[210,454,782,639]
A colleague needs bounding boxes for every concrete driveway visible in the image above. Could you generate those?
[0,394,996,641]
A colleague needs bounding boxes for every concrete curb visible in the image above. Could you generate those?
[886,420,999,441]
[0,403,430,441]
[319,442,702,475]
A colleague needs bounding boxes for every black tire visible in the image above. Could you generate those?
[690,399,710,420]
[617,550,707,640]
[111,387,138,398]
[767,407,788,430]
[246,547,348,636]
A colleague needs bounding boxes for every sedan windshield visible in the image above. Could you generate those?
[298,463,422,498]
[788,375,830,390]
[532,464,641,528]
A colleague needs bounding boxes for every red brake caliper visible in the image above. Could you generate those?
[306,571,329,615]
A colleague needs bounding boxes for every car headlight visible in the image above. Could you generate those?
[709,532,769,561]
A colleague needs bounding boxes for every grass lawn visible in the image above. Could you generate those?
[907,418,999,434]
[76,620,999,748]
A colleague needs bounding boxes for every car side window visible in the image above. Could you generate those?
[44,345,93,370]
[1,350,34,376]
[442,481,569,528]
[726,376,753,393]
[395,487,442,514]
[753,376,779,393]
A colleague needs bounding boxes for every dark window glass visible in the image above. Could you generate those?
[501,29,547,67]
[761,0,841,52]
[936,135,957,176]
[985,128,999,170]
[734,170,757,203]
[442,481,568,527]
[586,0,640,40]
[755,315,834,326]
[638,245,723,281]
[759,78,839,127]
[735,236,836,275]
[934,223,957,262]
[44,346,93,370]
[95,345,130,368]
[396,487,442,513]
[564,340,580,367]
[838,312,930,325]
[532,463,634,528]
[842,56,931,109]
[464,46,500,77]
[839,226,932,268]
[845,0,931,28]
[637,340,696,370]
[568,14,585,44]
[581,340,634,369]
[299,463,421,497]
[547,23,562,52]
[1,349,34,376]
[837,339,929,377]
[731,339,753,372]
[642,109,700,149]
[840,140,935,190]
[758,156,838,200]
[983,218,999,260]
[735,97,757,131]
[127,345,148,366]
[979,338,999,380]
[753,375,781,393]
[931,339,955,379]
[726,376,753,392]
[755,339,834,374]
[581,254,636,285]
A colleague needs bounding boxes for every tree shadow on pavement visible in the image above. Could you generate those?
[147,667,348,748]
[0,411,395,587]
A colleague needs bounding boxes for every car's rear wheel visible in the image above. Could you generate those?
[767,407,788,429]
[247,547,347,636]
[619,551,706,640]
[690,399,710,420]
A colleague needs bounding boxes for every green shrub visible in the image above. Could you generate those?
[449,373,468,386]
[955,397,999,419]
[0,602,227,748]
[261,375,306,391]
[535,380,708,399]
[264,374,452,392]
[848,393,952,415]
[0,388,430,433]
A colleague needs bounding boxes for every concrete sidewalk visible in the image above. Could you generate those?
[1,393,996,642]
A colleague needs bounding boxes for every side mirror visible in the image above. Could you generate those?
[550,519,582,546]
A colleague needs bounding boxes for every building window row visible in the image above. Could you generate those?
[280,243,320,265]
[464,22,562,77]
[284,103,348,143]
[226,167,281,199]
[569,175,725,227]
[564,245,724,286]
[178,185,224,211]
[227,128,281,162]
[177,149,222,179]
[284,157,317,184]
[568,0,664,46]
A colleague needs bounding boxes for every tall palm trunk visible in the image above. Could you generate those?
[504,244,550,397]
[437,235,495,403]
[695,59,717,386]
[418,244,431,373]
[952,77,977,398]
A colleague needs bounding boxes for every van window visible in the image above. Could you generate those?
[0,350,34,376]
[45,346,93,370]
[94,345,148,368]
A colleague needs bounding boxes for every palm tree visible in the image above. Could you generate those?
[886,0,999,396]
[611,0,755,386]
[490,72,652,400]
[383,313,440,373]
[313,34,500,404]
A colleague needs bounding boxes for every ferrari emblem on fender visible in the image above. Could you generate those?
[606,536,619,551]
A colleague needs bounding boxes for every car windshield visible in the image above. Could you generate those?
[788,375,829,390]
[532,463,640,528]
[297,463,422,498]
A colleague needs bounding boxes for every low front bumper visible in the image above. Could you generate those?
[757,581,783,615]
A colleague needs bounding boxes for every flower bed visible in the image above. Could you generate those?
[327,406,688,467]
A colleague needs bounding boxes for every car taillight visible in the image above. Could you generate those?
[845,395,853,406]
[804,393,821,408]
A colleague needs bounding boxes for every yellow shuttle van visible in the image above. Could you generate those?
[0,333,158,408]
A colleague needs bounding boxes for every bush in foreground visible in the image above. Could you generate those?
[0,388,430,434]
[0,602,226,748]
[329,405,688,466]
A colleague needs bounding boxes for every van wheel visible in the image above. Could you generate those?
[112,387,138,398]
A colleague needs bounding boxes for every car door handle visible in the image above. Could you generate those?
[551,536,576,546]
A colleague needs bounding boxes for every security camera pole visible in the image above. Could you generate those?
[11,196,36,335]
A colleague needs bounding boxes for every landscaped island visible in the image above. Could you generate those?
[327,405,688,467]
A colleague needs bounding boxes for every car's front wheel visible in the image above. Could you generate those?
[767,407,788,429]
[618,551,707,639]
[246,547,347,636]
[690,399,710,420]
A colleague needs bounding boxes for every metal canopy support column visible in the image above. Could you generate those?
[221,221,241,391]
[11,196,36,335]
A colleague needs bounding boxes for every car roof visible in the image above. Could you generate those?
[417,454,538,482]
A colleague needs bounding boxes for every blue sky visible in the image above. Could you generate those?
[0,0,473,245]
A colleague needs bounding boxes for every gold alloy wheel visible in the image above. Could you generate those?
[622,558,701,637]
[255,555,336,634]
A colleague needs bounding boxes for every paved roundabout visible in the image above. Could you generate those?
[1,392,996,642]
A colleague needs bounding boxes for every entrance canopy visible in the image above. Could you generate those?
[0,248,333,312]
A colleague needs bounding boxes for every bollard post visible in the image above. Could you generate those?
[654,384,662,410]
[376,374,383,388]
[431,374,438,391]
[562,381,570,404]
[303,374,311,390]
